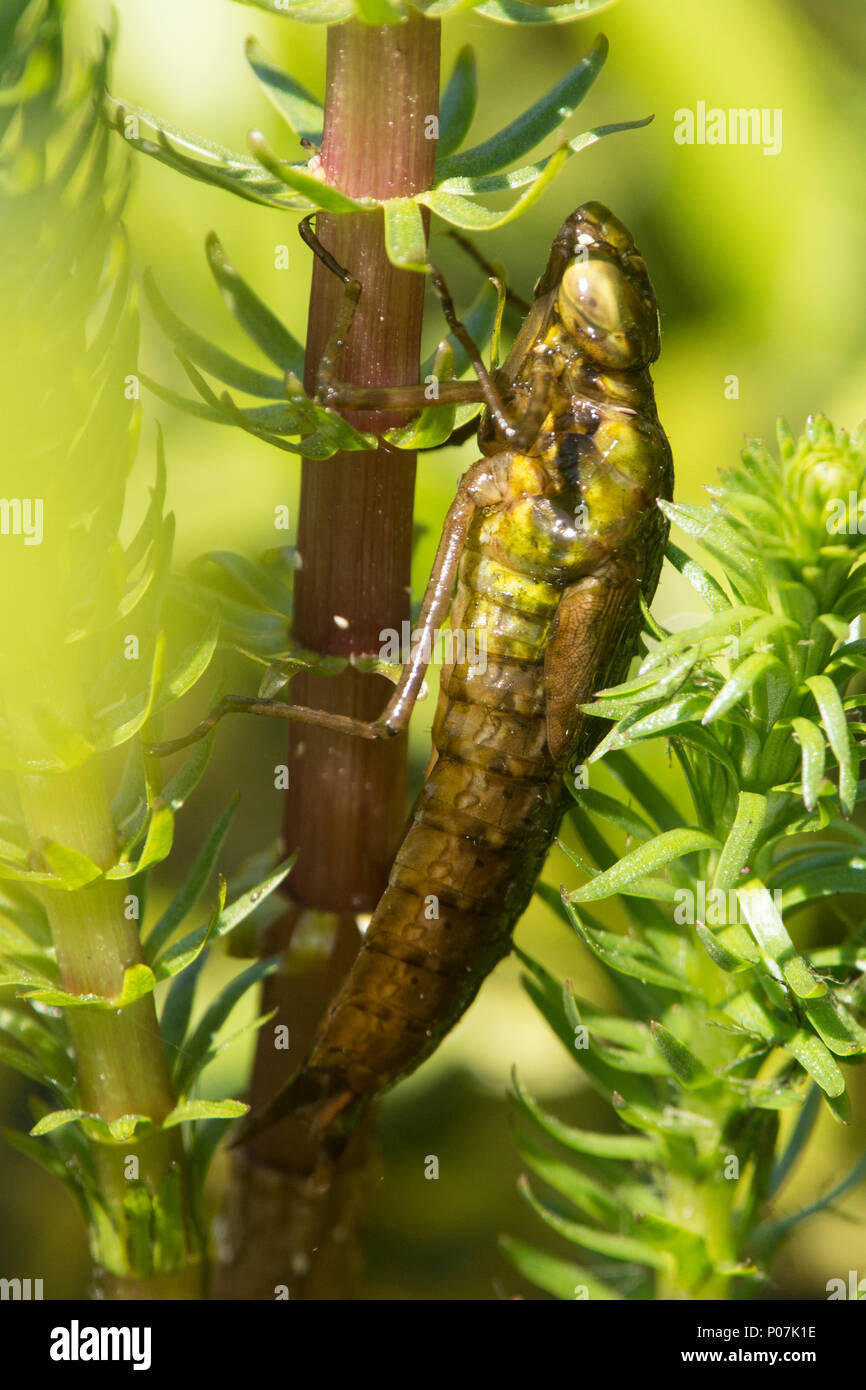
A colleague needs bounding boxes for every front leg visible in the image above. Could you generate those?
[298,213,498,419]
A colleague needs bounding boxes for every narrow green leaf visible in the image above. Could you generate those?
[604,751,684,833]
[3,1128,88,1202]
[422,143,569,230]
[190,550,291,612]
[147,126,310,211]
[791,717,826,811]
[568,828,717,902]
[519,1177,666,1269]
[0,1009,75,1093]
[659,501,761,601]
[173,957,278,1094]
[728,1077,805,1111]
[639,606,762,673]
[161,950,209,1077]
[30,1108,88,1137]
[140,374,231,425]
[805,675,857,815]
[106,802,174,878]
[515,948,578,1058]
[588,695,712,760]
[568,787,655,842]
[154,880,225,982]
[385,341,458,449]
[213,852,297,942]
[27,707,94,772]
[437,46,477,158]
[594,650,698,707]
[737,882,826,998]
[510,1068,661,1161]
[612,1094,719,1142]
[784,1030,845,1098]
[702,651,787,725]
[38,840,102,889]
[781,863,866,911]
[514,1130,624,1226]
[802,994,866,1058]
[695,922,757,973]
[0,1041,56,1088]
[105,94,288,194]
[0,885,51,947]
[712,791,767,890]
[434,35,607,181]
[383,197,429,272]
[23,962,157,1011]
[566,902,699,995]
[163,1098,249,1128]
[649,1022,715,1090]
[434,118,653,197]
[145,801,237,962]
[156,622,221,717]
[159,729,217,810]
[499,1234,622,1301]
[664,540,730,613]
[205,233,305,375]
[245,37,323,145]
[144,270,285,398]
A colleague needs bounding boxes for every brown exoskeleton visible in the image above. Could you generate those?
[151,203,673,1146]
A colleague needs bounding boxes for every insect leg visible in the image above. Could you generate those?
[428,264,516,439]
[297,214,486,415]
[297,214,361,404]
[505,352,556,453]
[445,228,532,316]
[146,485,479,757]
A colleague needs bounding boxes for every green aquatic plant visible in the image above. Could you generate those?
[506,417,866,1300]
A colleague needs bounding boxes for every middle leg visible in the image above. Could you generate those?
[146,479,480,757]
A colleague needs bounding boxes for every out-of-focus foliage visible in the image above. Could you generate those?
[0,0,293,1288]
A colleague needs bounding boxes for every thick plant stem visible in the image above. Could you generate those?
[288,11,441,914]
[218,13,440,1298]
[17,756,203,1296]
[655,1175,734,1300]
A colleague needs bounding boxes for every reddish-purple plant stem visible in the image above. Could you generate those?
[245,14,440,1180]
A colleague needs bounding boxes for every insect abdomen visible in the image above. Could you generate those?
[303,552,565,1099]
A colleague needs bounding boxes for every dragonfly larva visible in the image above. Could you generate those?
[155,203,673,1146]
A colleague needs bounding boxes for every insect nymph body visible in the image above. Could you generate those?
[259,202,673,1140]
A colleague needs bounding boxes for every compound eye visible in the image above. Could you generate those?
[559,258,624,334]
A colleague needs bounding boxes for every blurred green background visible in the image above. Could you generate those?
[2,0,865,1299]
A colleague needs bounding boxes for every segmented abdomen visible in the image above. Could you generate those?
[304,531,567,1098]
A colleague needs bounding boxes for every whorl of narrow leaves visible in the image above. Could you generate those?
[506,419,866,1301]
[107,31,644,238]
[105,27,651,457]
